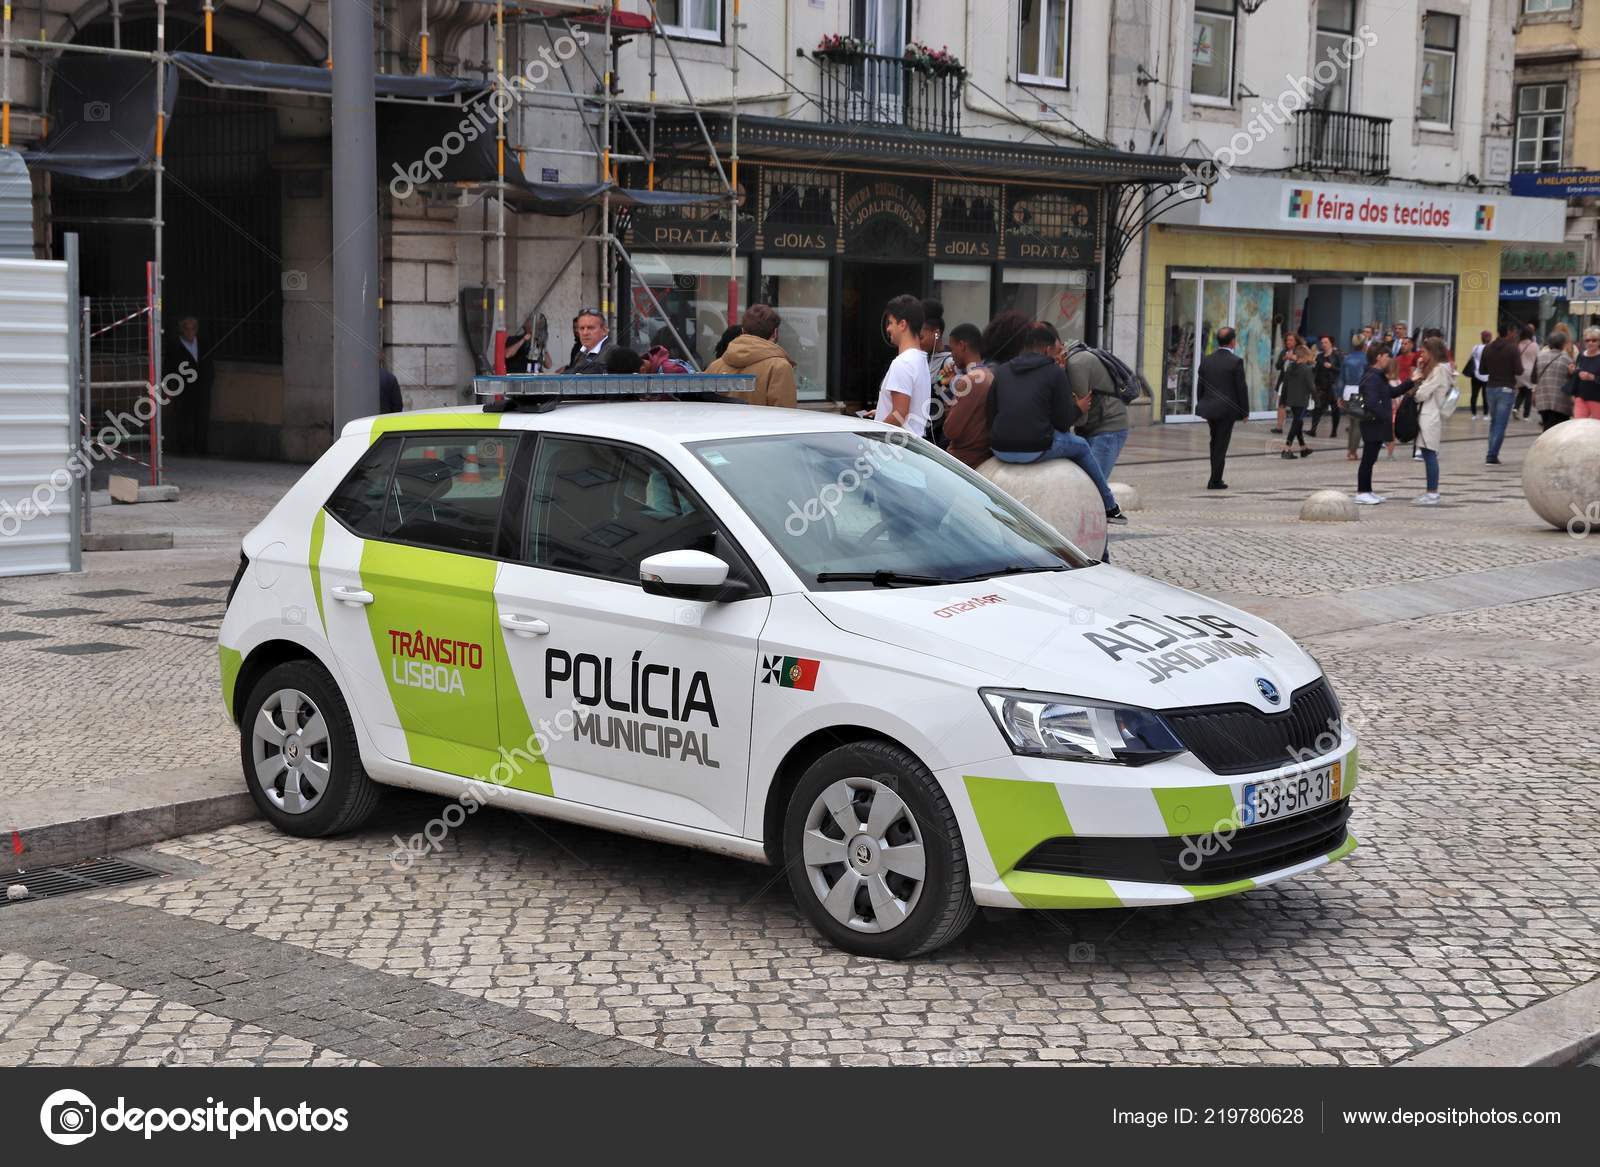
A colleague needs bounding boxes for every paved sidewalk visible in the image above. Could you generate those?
[3,413,1597,1067]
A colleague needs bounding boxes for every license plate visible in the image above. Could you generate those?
[1241,761,1342,826]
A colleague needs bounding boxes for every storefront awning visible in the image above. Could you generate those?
[648,113,1195,185]
[172,52,488,101]
[20,57,178,180]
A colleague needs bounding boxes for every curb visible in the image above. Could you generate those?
[4,766,257,873]
[1399,978,1600,1067]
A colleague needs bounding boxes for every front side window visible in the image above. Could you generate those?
[1018,0,1071,85]
[527,437,741,585]
[690,431,1093,590]
[1515,82,1566,172]
[1419,12,1458,127]
[380,435,518,556]
[1314,0,1356,111]
[1191,0,1237,103]
[655,0,720,40]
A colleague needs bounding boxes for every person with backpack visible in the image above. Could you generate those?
[1354,341,1396,506]
[1409,336,1452,506]
[986,320,1128,524]
[1066,344,1131,478]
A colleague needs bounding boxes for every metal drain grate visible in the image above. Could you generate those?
[2,856,168,906]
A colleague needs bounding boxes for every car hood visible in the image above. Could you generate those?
[805,564,1320,712]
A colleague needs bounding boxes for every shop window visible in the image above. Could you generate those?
[759,258,829,402]
[656,0,720,41]
[1419,12,1458,128]
[1163,273,1293,418]
[1018,0,1071,86]
[1000,268,1088,345]
[627,254,747,371]
[1191,0,1237,105]
[1314,0,1356,111]
[932,265,992,342]
[1515,83,1566,173]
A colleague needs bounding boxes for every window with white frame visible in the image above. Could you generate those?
[1522,0,1573,14]
[1314,0,1356,111]
[1418,12,1458,127]
[1191,0,1237,104]
[1018,0,1071,86]
[1515,83,1566,172]
[654,0,720,41]
[853,0,907,56]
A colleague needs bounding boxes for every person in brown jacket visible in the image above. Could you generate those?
[943,309,1030,468]
[707,303,797,408]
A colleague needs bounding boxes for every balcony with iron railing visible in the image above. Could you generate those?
[1294,108,1391,175]
[815,50,962,136]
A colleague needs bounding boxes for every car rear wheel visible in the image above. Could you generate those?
[783,740,975,959]
[240,659,381,837]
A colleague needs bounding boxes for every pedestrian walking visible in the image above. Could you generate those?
[1197,326,1250,490]
[706,304,798,408]
[1515,323,1539,420]
[873,294,933,437]
[1573,328,1600,421]
[1270,333,1298,434]
[1532,332,1575,432]
[984,320,1127,523]
[1279,344,1315,459]
[1340,331,1366,461]
[1479,321,1522,465]
[1309,334,1340,436]
[1410,337,1452,506]
[1354,341,1396,505]
[1464,329,1491,417]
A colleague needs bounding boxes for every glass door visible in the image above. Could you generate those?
[1167,272,1294,419]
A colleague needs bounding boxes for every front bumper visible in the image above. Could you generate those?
[944,741,1359,910]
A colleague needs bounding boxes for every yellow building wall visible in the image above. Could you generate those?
[1140,226,1503,416]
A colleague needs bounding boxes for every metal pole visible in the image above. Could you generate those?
[728,0,740,325]
[152,0,165,485]
[65,232,82,560]
[80,294,91,537]
[600,5,612,335]
[201,0,212,52]
[647,9,657,190]
[3,0,13,146]
[332,0,379,426]
[420,0,430,74]
[495,0,507,366]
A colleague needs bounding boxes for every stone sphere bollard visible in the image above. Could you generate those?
[1522,418,1600,532]
[1300,489,1359,523]
[1109,481,1142,511]
[977,457,1108,560]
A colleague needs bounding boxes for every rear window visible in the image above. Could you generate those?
[325,433,519,557]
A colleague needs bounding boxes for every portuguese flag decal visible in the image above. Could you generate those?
[762,654,820,691]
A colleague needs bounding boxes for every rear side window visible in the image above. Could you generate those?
[381,434,518,556]
[325,437,399,536]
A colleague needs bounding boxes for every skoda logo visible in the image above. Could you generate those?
[1256,677,1282,705]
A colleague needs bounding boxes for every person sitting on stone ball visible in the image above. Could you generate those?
[984,319,1127,525]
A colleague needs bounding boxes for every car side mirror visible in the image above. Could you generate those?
[640,550,735,602]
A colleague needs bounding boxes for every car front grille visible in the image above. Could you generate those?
[1161,677,1342,776]
[1016,799,1352,886]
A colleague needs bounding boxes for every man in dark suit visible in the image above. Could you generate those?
[563,308,611,374]
[163,315,215,456]
[1195,325,1251,490]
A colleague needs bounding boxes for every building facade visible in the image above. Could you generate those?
[1508,0,1600,333]
[1133,0,1567,419]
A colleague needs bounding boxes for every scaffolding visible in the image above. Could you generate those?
[0,0,745,481]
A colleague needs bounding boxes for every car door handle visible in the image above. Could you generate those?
[499,613,550,637]
[331,586,374,606]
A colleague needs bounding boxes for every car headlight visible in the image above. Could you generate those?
[980,689,1185,765]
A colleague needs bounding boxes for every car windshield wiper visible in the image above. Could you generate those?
[813,570,955,587]
[950,564,1070,583]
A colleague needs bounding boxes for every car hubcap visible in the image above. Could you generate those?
[251,688,331,814]
[802,777,925,933]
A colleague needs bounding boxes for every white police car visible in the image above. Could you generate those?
[219,375,1356,959]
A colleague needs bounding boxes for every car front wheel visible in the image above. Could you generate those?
[240,659,381,837]
[783,740,975,959]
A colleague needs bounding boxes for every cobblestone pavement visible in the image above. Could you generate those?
[3,413,1598,1066]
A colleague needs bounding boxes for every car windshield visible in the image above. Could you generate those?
[689,431,1092,590]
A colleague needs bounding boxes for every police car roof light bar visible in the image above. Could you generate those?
[474,372,757,412]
